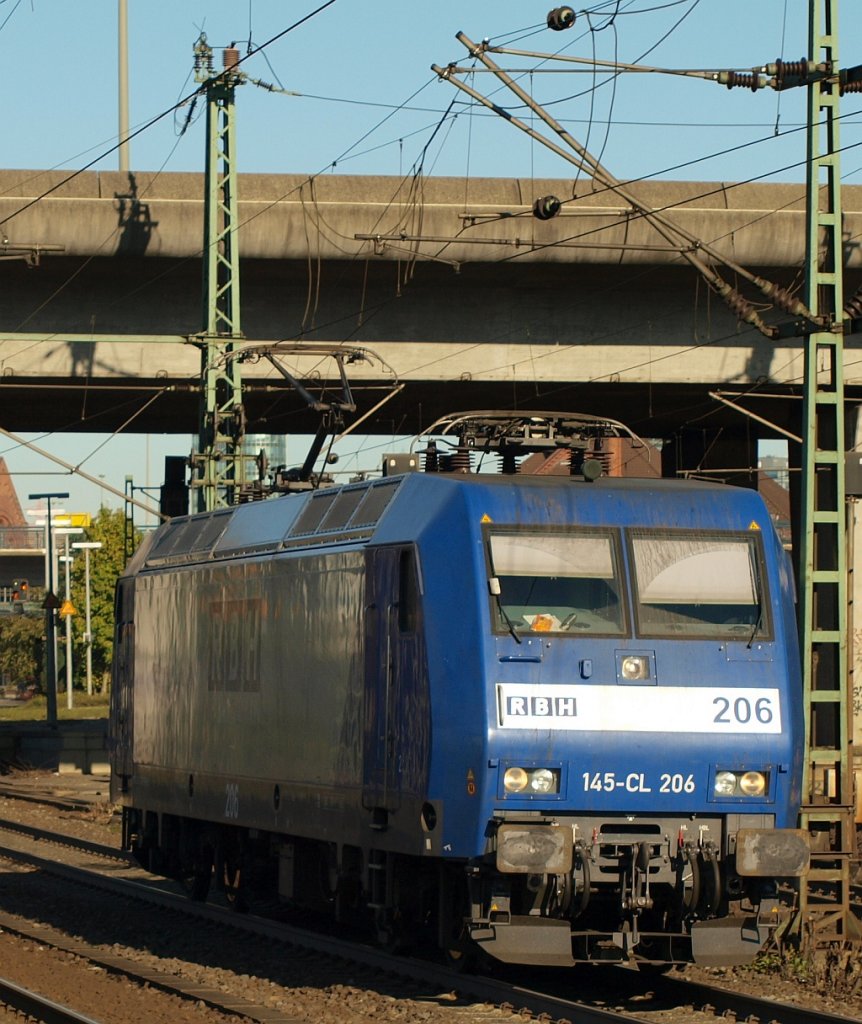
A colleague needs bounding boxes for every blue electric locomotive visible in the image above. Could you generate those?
[109,413,807,968]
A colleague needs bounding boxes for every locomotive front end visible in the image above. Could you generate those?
[450,481,807,968]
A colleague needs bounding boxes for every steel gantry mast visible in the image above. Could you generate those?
[191,35,250,511]
[795,0,859,944]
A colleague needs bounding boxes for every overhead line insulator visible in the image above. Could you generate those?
[754,278,815,321]
[839,65,862,95]
[716,70,764,92]
[533,195,562,220]
[844,285,862,321]
[715,282,778,340]
[769,57,816,91]
[547,7,576,32]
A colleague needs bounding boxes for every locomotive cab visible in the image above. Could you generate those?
[444,506,807,967]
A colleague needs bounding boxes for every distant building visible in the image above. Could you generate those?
[520,437,662,478]
[757,471,792,549]
[244,433,289,479]
[0,458,25,530]
[0,459,44,601]
[758,453,790,490]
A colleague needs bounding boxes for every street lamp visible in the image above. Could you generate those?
[28,492,69,728]
[55,528,83,710]
[72,542,102,697]
[59,551,75,709]
[26,507,65,607]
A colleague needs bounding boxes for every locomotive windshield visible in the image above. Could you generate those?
[630,530,768,639]
[488,530,625,635]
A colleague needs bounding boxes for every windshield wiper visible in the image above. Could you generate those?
[746,551,763,649]
[746,602,763,649]
[496,596,522,644]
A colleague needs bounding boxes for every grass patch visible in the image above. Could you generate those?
[748,947,812,982]
[0,692,109,722]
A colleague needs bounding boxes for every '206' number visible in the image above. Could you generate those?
[224,783,239,819]
[713,696,773,725]
[659,773,695,793]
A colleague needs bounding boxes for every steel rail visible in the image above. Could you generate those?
[0,782,100,814]
[0,974,105,1024]
[653,972,862,1024]
[0,907,298,1024]
[0,816,127,863]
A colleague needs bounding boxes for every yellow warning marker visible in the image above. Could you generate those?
[59,600,77,618]
[481,513,493,523]
[748,521,761,530]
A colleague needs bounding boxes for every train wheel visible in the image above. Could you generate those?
[182,845,213,902]
[440,869,476,972]
[223,857,248,911]
[222,831,249,912]
[375,907,405,952]
[444,939,476,973]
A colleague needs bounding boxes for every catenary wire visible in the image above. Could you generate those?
[10,1,855,468]
[0,0,340,232]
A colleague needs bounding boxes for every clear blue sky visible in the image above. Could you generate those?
[2,0,859,518]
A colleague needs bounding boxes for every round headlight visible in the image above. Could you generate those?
[621,656,648,680]
[714,770,737,796]
[738,771,767,796]
[503,766,529,793]
[530,768,555,793]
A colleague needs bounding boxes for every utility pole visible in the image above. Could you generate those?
[28,492,68,729]
[795,0,859,945]
[118,0,129,172]
[190,35,250,511]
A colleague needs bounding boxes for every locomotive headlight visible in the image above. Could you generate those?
[713,769,769,797]
[502,766,560,795]
[714,770,738,796]
[503,767,529,793]
[530,768,555,793]
[738,771,767,796]
[620,655,650,681]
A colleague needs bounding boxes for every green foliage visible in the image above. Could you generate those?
[0,613,44,691]
[748,946,811,982]
[68,508,140,691]
[0,691,109,721]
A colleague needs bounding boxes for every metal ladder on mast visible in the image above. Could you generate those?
[796,0,859,944]
[190,37,249,512]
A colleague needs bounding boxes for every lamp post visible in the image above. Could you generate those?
[28,492,69,728]
[72,542,102,696]
[54,527,83,710]
[59,552,74,709]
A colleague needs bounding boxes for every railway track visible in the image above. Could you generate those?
[0,974,105,1024]
[0,814,128,863]
[0,831,650,1024]
[0,777,111,814]
[0,814,858,1024]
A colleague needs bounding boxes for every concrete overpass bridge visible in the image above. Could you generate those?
[2,168,862,474]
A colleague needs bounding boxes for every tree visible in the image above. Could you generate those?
[69,508,140,692]
[0,613,44,693]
